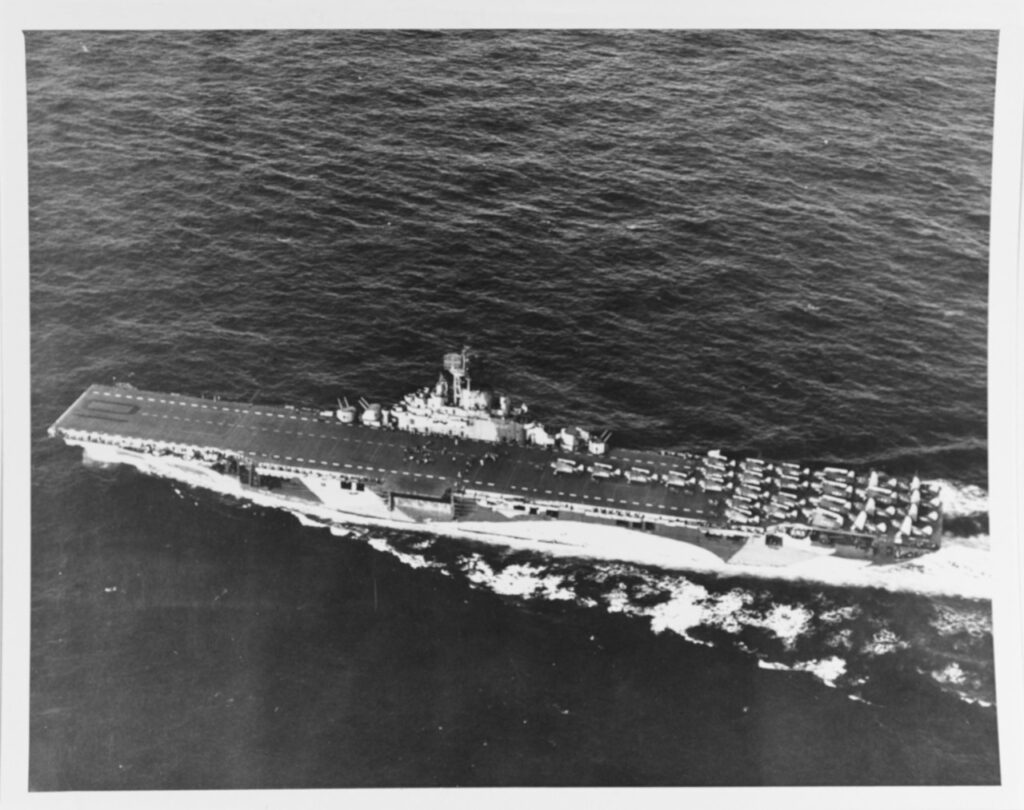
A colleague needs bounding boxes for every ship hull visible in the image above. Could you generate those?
[68,438,728,566]
[65,434,886,572]
[48,383,941,568]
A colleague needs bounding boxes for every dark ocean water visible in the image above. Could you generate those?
[27,30,998,788]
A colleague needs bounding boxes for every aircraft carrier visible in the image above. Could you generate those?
[48,347,943,564]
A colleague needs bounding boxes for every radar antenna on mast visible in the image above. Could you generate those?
[443,345,472,406]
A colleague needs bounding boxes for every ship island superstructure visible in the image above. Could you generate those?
[48,347,942,564]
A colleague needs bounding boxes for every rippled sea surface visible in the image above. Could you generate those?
[27,30,999,788]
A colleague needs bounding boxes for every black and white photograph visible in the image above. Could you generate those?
[2,3,1023,807]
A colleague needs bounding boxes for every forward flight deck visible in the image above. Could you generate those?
[52,385,720,521]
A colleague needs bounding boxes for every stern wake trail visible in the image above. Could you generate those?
[931,480,988,520]
[364,537,995,706]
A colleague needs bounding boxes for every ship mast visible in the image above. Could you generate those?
[443,345,472,407]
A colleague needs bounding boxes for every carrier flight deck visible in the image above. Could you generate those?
[49,347,943,563]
